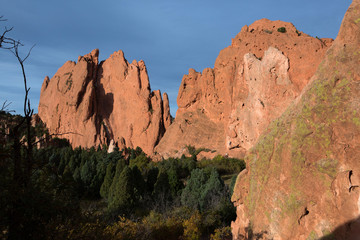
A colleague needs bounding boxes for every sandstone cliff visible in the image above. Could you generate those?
[155,19,332,159]
[38,49,170,155]
[231,0,360,239]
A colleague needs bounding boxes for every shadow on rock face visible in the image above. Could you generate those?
[96,67,114,120]
[319,216,360,240]
[94,67,114,145]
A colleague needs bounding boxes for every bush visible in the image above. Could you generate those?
[210,226,232,240]
[106,213,183,240]
[181,169,208,210]
[183,211,202,240]
[277,27,286,33]
[197,155,245,175]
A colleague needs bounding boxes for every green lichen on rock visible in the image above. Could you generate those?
[279,192,302,216]
[232,1,360,238]
[352,111,360,126]
[306,231,318,240]
[316,158,338,178]
[240,66,352,227]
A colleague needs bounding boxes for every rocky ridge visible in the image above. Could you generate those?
[231,0,360,239]
[155,19,332,159]
[38,49,170,155]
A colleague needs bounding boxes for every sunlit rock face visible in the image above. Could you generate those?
[231,1,360,239]
[155,18,332,159]
[38,49,170,155]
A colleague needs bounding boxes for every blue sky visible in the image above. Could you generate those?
[0,0,352,116]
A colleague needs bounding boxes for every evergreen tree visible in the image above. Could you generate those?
[100,162,115,199]
[107,158,127,201]
[131,165,145,202]
[181,168,207,210]
[129,153,149,175]
[73,167,81,183]
[153,171,171,198]
[168,166,183,198]
[80,155,101,197]
[200,168,224,211]
[108,166,136,214]
[152,170,172,211]
[146,167,159,194]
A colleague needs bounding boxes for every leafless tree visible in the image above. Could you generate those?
[1,15,35,185]
[0,16,36,239]
[0,100,14,113]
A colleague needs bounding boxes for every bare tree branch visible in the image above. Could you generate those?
[1,100,15,113]
[1,16,34,187]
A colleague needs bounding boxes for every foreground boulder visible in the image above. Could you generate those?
[232,1,360,239]
[38,49,170,155]
[155,18,332,159]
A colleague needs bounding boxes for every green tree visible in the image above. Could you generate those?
[200,168,224,211]
[131,165,145,203]
[129,153,149,175]
[168,166,183,198]
[145,167,159,194]
[152,171,172,211]
[181,169,207,210]
[107,165,145,215]
[100,162,115,199]
[108,166,135,213]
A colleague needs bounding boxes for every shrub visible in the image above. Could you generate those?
[277,27,286,33]
[197,155,245,175]
[100,162,115,199]
[181,169,207,210]
[210,226,232,240]
[182,211,202,240]
[264,29,273,34]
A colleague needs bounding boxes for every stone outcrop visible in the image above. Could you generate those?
[155,18,332,159]
[38,49,170,155]
[231,1,360,239]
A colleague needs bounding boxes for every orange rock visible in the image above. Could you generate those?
[38,49,170,155]
[231,0,360,239]
[156,18,332,158]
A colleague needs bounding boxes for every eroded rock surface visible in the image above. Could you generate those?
[155,19,332,159]
[38,49,170,155]
[231,1,360,239]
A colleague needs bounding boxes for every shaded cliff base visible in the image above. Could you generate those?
[233,216,360,240]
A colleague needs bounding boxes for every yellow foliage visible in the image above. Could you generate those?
[210,226,232,240]
[182,211,202,240]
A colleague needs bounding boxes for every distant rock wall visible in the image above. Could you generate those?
[231,0,360,239]
[155,19,332,158]
[38,49,170,155]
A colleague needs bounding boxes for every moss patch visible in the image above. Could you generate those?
[306,231,318,240]
[316,158,338,178]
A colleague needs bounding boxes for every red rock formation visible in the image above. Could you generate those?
[231,1,360,239]
[38,49,170,155]
[155,19,332,159]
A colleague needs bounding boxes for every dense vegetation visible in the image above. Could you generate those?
[0,112,245,240]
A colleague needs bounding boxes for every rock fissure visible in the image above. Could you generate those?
[297,207,309,225]
[349,170,359,192]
